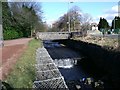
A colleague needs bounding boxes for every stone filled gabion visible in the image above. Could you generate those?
[34,47,68,89]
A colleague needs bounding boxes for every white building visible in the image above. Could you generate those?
[87,23,102,35]
[91,23,98,30]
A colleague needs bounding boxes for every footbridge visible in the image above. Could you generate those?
[36,32,70,40]
[34,47,68,89]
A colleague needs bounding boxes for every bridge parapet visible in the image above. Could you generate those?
[36,32,70,40]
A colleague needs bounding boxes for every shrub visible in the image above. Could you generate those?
[3,27,19,40]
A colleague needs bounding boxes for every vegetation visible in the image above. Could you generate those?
[98,17,110,33]
[5,39,42,88]
[111,16,120,29]
[75,36,118,50]
[51,6,92,33]
[98,16,120,34]
[111,16,120,34]
[2,2,46,40]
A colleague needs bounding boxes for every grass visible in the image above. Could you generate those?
[5,39,42,88]
[75,36,119,50]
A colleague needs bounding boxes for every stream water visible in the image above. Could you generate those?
[43,40,96,89]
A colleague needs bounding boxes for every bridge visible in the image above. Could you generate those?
[33,47,69,89]
[36,32,70,40]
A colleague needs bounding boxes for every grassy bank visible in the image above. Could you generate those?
[74,35,119,50]
[5,39,42,88]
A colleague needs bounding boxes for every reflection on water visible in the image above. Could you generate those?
[43,40,61,48]
[54,58,77,68]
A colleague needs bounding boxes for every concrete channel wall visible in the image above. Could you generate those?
[34,47,68,89]
[56,39,120,88]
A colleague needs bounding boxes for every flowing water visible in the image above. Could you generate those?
[43,40,95,89]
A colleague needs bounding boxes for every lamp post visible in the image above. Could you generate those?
[68,2,73,33]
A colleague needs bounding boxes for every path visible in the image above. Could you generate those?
[0,38,32,80]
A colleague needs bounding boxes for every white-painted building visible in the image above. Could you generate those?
[87,23,102,35]
[91,23,98,30]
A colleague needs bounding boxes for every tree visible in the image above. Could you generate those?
[68,6,82,31]
[2,2,44,39]
[2,2,12,30]
[80,13,92,31]
[51,5,92,34]
[98,17,109,31]
[111,16,120,34]
[111,16,120,29]
[51,6,82,32]
[9,2,43,37]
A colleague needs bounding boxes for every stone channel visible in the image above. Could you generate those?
[34,40,105,90]
[42,40,95,90]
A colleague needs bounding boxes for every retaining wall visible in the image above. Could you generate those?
[34,47,68,89]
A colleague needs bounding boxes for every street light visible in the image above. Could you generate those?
[68,2,73,33]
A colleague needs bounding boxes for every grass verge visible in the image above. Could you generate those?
[74,35,119,50]
[5,39,42,88]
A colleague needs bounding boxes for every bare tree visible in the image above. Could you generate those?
[51,6,82,32]
[69,6,82,31]
[81,13,93,31]
[9,2,44,37]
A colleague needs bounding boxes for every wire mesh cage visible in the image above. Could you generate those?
[36,70,62,80]
[34,77,68,89]
[34,48,68,89]
[36,64,58,71]
[37,59,53,65]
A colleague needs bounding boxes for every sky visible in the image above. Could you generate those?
[41,2,119,26]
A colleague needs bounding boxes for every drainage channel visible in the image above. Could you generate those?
[43,40,95,90]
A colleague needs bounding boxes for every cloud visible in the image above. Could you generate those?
[45,19,56,27]
[94,5,119,25]
[43,12,67,26]
[104,5,118,14]
[102,5,118,19]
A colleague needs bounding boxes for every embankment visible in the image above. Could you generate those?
[54,39,120,88]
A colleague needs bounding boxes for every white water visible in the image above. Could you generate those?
[54,58,77,69]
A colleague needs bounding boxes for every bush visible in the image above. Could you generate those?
[3,27,19,40]
[18,31,23,38]
[113,29,120,34]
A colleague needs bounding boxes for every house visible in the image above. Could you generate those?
[87,23,102,35]
[91,23,98,31]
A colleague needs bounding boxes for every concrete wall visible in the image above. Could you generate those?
[36,32,69,40]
